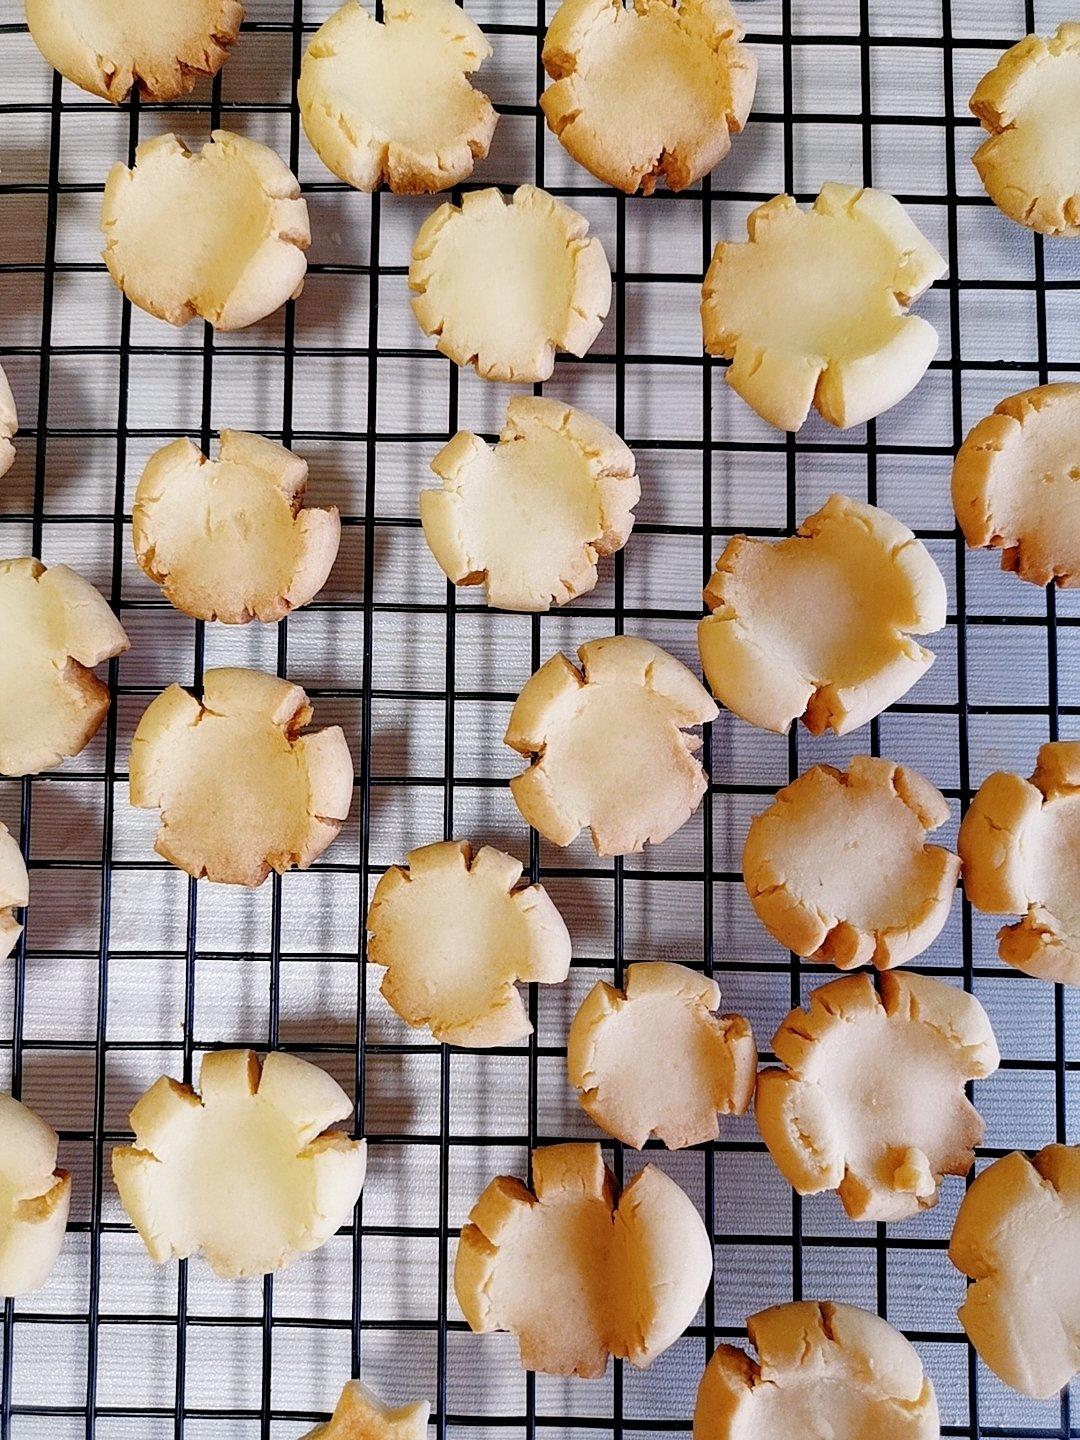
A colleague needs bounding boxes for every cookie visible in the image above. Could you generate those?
[0,1091,71,1298]
[541,0,756,195]
[505,635,718,856]
[0,362,16,479]
[0,822,28,963]
[133,431,340,623]
[455,1141,711,1377]
[102,131,309,331]
[702,183,947,431]
[756,971,999,1221]
[303,1383,430,1440]
[299,0,497,194]
[698,495,946,737]
[113,1049,367,1280]
[409,185,611,383]
[420,396,639,611]
[129,668,353,887]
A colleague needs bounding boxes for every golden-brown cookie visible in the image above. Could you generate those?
[0,822,28,963]
[0,363,16,480]
[302,1383,430,1440]
[0,1091,71,1298]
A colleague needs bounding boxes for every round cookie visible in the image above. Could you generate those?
[303,1384,430,1440]
[0,362,16,480]
[0,822,28,963]
[0,1091,71,1299]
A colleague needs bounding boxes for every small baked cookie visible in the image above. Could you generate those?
[302,1383,430,1440]
[743,757,960,970]
[113,1049,367,1279]
[133,431,340,624]
[694,1301,939,1440]
[299,0,497,195]
[366,839,572,1046]
[505,635,718,855]
[455,1141,711,1377]
[702,183,947,431]
[949,1144,1080,1399]
[567,961,756,1148]
[0,556,129,777]
[541,0,756,195]
[102,131,309,331]
[409,185,611,383]
[0,362,16,480]
[756,971,1000,1221]
[969,24,1080,238]
[952,383,1080,588]
[0,823,28,963]
[129,668,353,887]
[0,1091,71,1298]
[420,396,639,611]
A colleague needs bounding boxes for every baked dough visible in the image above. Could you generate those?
[541,0,756,195]
[129,668,353,887]
[113,1049,367,1279]
[702,183,947,431]
[302,1382,430,1440]
[948,1144,1080,1399]
[0,362,16,480]
[698,495,946,737]
[299,0,497,194]
[101,131,310,331]
[505,635,718,856]
[0,1091,71,1299]
[743,757,960,970]
[958,741,1080,985]
[420,396,639,611]
[24,0,244,103]
[0,556,129,777]
[409,185,611,383]
[133,431,341,623]
[567,961,756,1148]
[952,383,1080,588]
[755,971,1000,1221]
[455,1141,711,1377]
[970,24,1080,238]
[694,1301,940,1440]
[366,839,572,1046]
[0,822,28,963]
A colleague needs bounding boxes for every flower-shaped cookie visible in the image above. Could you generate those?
[694,1302,940,1440]
[541,0,756,195]
[129,668,353,887]
[702,183,947,431]
[0,823,28,963]
[299,0,497,194]
[133,431,341,624]
[102,131,310,331]
[698,495,947,737]
[0,556,129,777]
[958,741,1080,985]
[756,972,1000,1221]
[112,1049,367,1279]
[420,396,639,611]
[970,24,1080,238]
[567,961,756,1148]
[455,1141,711,1377]
[949,1144,1080,1399]
[505,635,718,856]
[0,362,16,479]
[303,1383,430,1440]
[743,757,960,970]
[0,1091,71,1298]
[953,384,1080,588]
[366,839,572,1046]
[409,185,611,383]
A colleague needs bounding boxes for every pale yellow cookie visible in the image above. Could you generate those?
[0,362,16,480]
[302,1383,430,1440]
[0,822,28,963]
[0,1091,71,1299]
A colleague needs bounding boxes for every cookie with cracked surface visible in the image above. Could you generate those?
[0,1092,70,1299]
[302,1383,430,1440]
[0,362,16,480]
[0,823,28,963]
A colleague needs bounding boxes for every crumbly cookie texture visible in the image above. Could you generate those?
[409,185,611,383]
[743,757,960,970]
[949,1144,1080,1399]
[129,668,353,887]
[133,431,340,624]
[567,961,756,1149]
[113,1049,367,1280]
[541,0,756,195]
[958,740,1080,985]
[101,131,310,331]
[694,1301,940,1440]
[0,362,16,480]
[0,823,28,963]
[702,183,947,431]
[505,635,718,856]
[302,1383,430,1440]
[420,396,639,611]
[366,839,571,1046]
[698,495,946,737]
[0,556,129,777]
[970,24,1080,238]
[0,1091,71,1299]
[756,972,999,1221]
[455,1141,711,1377]
[299,0,497,194]
[953,383,1080,588]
